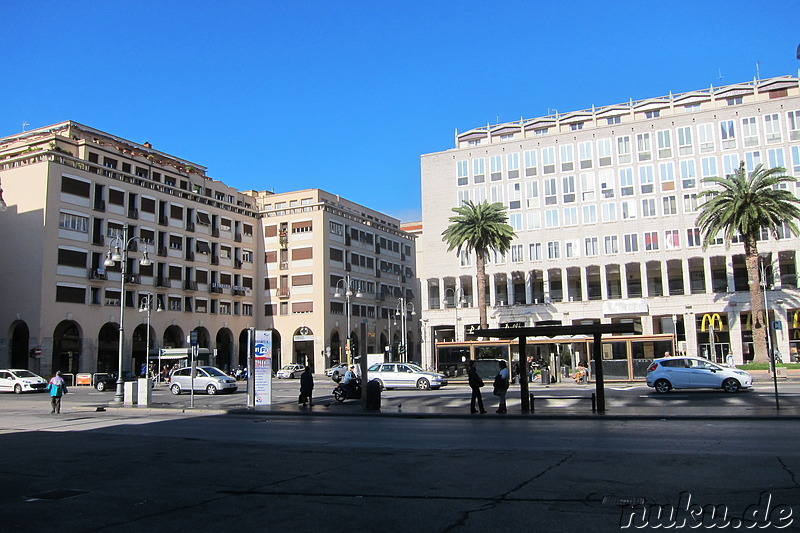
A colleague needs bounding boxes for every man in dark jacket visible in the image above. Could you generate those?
[467,360,487,414]
[299,366,314,407]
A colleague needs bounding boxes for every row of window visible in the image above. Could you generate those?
[456,111,800,185]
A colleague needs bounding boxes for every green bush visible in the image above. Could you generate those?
[738,362,800,371]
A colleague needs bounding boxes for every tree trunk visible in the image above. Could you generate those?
[476,251,487,329]
[744,238,769,363]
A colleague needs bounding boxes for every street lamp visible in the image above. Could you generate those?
[444,287,464,342]
[396,297,416,363]
[104,223,151,403]
[139,293,162,380]
[760,255,780,409]
[333,274,362,366]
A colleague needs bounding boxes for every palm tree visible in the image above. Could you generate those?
[696,163,800,363]
[441,200,516,329]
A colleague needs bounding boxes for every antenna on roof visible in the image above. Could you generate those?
[718,68,724,82]
[756,61,761,80]
[21,121,29,132]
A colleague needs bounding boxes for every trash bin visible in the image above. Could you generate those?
[562,365,570,378]
[540,368,550,385]
[365,379,381,410]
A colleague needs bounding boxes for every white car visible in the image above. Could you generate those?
[646,356,752,393]
[325,363,349,380]
[0,369,48,393]
[276,363,305,379]
[367,362,447,390]
[169,366,238,395]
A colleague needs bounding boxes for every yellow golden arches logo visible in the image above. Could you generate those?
[700,313,725,332]
[793,310,800,329]
[742,312,753,331]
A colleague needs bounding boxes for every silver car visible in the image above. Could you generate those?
[170,366,238,395]
[646,356,752,393]
[367,362,447,390]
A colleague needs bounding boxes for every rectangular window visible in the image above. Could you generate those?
[473,158,485,183]
[636,133,651,162]
[580,172,596,201]
[607,116,621,125]
[742,117,759,147]
[656,130,672,158]
[599,169,615,198]
[665,229,680,250]
[788,110,800,141]
[565,239,579,258]
[659,162,675,191]
[701,156,718,179]
[644,231,659,251]
[582,204,597,224]
[764,113,782,143]
[639,165,654,194]
[457,160,468,186]
[58,212,89,233]
[490,155,502,181]
[525,180,539,208]
[509,213,523,231]
[524,150,537,176]
[544,178,557,205]
[697,123,714,153]
[542,147,556,174]
[662,195,677,215]
[511,244,524,262]
[686,227,702,247]
[642,198,656,217]
[578,141,593,169]
[570,122,583,131]
[616,136,631,164]
[544,209,559,228]
[720,120,736,149]
[601,202,616,222]
[507,152,519,179]
[623,233,639,253]
[597,139,612,166]
[56,285,85,303]
[527,211,541,230]
[584,237,598,256]
[508,182,522,209]
[108,189,125,206]
[529,242,542,261]
[61,176,90,197]
[768,148,785,170]
[722,154,739,177]
[680,159,696,189]
[745,150,762,172]
[560,144,574,172]
[562,175,576,203]
[677,127,693,156]
[57,248,87,268]
[619,168,634,196]
[791,145,800,175]
[490,185,503,203]
[563,206,578,226]
[645,110,660,119]
[683,193,698,213]
[621,200,636,220]
[604,235,619,255]
[547,241,560,259]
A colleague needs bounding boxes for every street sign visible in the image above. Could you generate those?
[773,321,782,330]
[189,331,198,347]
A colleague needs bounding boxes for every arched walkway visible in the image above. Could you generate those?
[53,320,82,375]
[97,323,119,373]
[10,321,30,369]
[216,328,234,371]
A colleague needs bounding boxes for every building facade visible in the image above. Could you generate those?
[420,75,800,378]
[0,121,417,379]
[251,189,418,372]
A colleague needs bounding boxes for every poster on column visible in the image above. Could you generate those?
[254,329,272,408]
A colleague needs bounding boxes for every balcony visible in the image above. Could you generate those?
[128,208,139,220]
[158,216,168,226]
[92,234,105,246]
[211,227,220,238]
[277,288,290,299]
[186,221,195,232]
[185,251,195,261]
[88,268,106,280]
[234,259,242,270]
[157,247,168,257]
[232,288,246,296]
[211,255,220,265]
[184,280,198,291]
[94,200,106,212]
[128,274,140,284]
[156,277,170,288]
[210,283,224,294]
[279,261,288,270]
[234,232,242,242]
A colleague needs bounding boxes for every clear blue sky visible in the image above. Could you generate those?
[2,1,798,222]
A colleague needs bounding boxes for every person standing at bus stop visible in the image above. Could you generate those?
[47,371,68,414]
[493,361,509,414]
[299,366,314,407]
[467,360,487,414]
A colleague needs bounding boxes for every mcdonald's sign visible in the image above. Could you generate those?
[792,310,800,329]
[700,313,725,332]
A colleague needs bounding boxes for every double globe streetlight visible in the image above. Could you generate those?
[333,274,362,366]
[396,297,416,363]
[139,293,163,380]
[443,287,465,342]
[104,223,151,403]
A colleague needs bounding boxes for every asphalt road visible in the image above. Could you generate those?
[1,379,798,532]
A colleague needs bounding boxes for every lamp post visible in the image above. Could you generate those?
[444,287,464,342]
[333,274,362,366]
[396,297,416,363]
[760,255,780,409]
[104,223,151,403]
[139,293,162,380]
[671,314,678,356]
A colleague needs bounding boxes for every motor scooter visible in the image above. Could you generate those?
[333,378,362,402]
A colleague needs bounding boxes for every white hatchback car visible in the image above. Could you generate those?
[169,366,238,395]
[276,364,305,379]
[646,356,752,393]
[367,362,447,390]
[0,369,48,393]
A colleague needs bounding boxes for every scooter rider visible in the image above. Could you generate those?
[341,365,357,397]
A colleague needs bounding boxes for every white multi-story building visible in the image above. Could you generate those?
[420,75,800,379]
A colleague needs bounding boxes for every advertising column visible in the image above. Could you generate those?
[254,329,272,408]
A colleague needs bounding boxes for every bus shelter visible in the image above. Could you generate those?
[474,323,642,413]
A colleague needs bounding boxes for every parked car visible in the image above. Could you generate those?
[169,366,238,395]
[325,363,349,380]
[367,362,447,390]
[0,369,48,393]
[646,356,752,393]
[276,363,305,379]
[94,371,138,391]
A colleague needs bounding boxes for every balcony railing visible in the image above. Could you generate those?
[156,277,170,288]
[186,221,195,232]
[88,268,106,280]
[128,208,139,219]
[94,200,106,212]
[184,280,198,291]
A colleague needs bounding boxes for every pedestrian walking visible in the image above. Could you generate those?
[493,360,509,414]
[47,371,68,414]
[467,360,487,414]
[299,365,314,407]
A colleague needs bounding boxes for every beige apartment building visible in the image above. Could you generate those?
[250,189,418,372]
[0,121,417,379]
[420,75,800,379]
